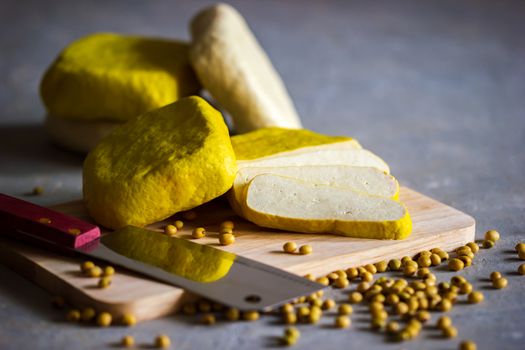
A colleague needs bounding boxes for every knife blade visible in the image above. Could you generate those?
[0,193,324,311]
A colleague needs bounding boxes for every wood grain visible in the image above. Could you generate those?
[0,187,475,322]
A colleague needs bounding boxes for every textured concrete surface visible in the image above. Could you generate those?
[1,0,524,349]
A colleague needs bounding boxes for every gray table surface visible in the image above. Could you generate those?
[1,0,524,349]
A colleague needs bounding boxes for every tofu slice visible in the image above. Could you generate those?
[238,148,390,174]
[189,4,302,133]
[236,140,362,167]
[229,165,399,216]
[243,174,412,239]
[231,127,361,161]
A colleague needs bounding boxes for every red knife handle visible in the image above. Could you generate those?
[0,193,100,249]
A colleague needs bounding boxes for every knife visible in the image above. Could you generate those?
[0,193,324,311]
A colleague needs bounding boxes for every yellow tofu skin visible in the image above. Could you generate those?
[41,33,200,122]
[231,127,359,160]
[83,96,237,229]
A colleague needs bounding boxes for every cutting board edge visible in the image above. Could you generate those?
[0,239,194,322]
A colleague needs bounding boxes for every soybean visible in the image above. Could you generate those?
[430,254,442,266]
[283,312,297,325]
[164,224,177,236]
[467,291,484,304]
[220,220,234,230]
[32,186,44,195]
[346,267,359,279]
[448,258,464,271]
[308,306,322,324]
[492,277,508,289]
[490,271,502,282]
[335,315,351,328]
[442,326,458,338]
[283,242,297,253]
[80,261,95,273]
[285,327,300,339]
[322,299,336,310]
[386,321,400,334]
[374,260,388,272]
[219,233,235,246]
[394,302,409,315]
[451,276,467,286]
[283,327,300,346]
[98,276,111,289]
[416,310,431,323]
[103,266,115,276]
[87,266,102,277]
[484,230,500,242]
[417,255,432,268]
[192,227,206,239]
[225,308,240,321]
[174,220,184,230]
[66,309,81,322]
[316,276,329,286]
[243,310,260,321]
[460,340,477,350]
[361,271,373,282]
[96,312,112,327]
[388,259,402,271]
[81,307,96,322]
[459,282,473,295]
[437,316,452,330]
[437,299,452,312]
[338,303,353,315]
[201,313,216,325]
[121,335,135,348]
[466,242,480,253]
[364,264,377,274]
[281,303,294,314]
[403,265,417,277]
[459,255,472,267]
[155,334,171,349]
[299,245,312,255]
[349,291,363,304]
[121,313,136,326]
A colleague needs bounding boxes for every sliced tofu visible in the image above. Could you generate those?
[189,4,302,133]
[238,148,390,174]
[243,174,412,239]
[231,127,361,161]
[229,165,399,216]
[236,140,362,168]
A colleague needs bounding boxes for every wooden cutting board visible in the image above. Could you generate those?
[0,187,475,323]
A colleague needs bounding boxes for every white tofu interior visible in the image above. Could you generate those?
[245,174,406,221]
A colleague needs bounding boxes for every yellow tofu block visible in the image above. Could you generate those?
[41,33,200,122]
[83,96,236,229]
